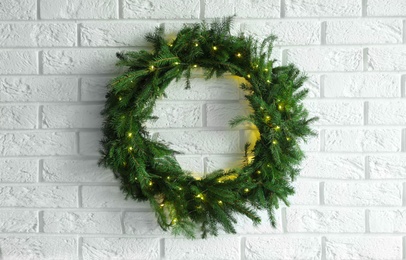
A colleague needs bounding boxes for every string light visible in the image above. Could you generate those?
[244,188,250,193]
[172,218,178,224]
[236,53,242,58]
[265,116,271,122]
[118,96,122,101]
[166,176,171,180]
[128,146,133,151]
[160,203,165,208]
[174,62,179,65]
[267,164,271,167]
[193,64,198,68]
[246,74,251,78]
[218,200,223,206]
[264,68,269,72]
[148,181,153,186]
[194,43,199,47]
[272,140,278,145]
[256,170,261,174]
[286,137,291,141]
[274,126,280,131]
[196,193,205,200]
[260,106,264,110]
[149,65,155,71]
[127,132,133,138]
[266,79,271,83]
[213,46,218,50]
[278,103,284,111]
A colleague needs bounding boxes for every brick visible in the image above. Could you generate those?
[301,155,364,179]
[0,51,37,74]
[205,155,245,173]
[367,0,406,16]
[146,102,202,128]
[303,100,363,125]
[284,0,361,17]
[165,237,240,259]
[40,0,117,19]
[79,131,102,155]
[324,182,402,206]
[0,105,37,129]
[289,179,319,205]
[369,155,406,179]
[0,23,76,47]
[235,0,280,18]
[367,47,406,71]
[0,237,76,259]
[235,209,283,234]
[157,130,241,154]
[370,209,406,232]
[0,159,37,182]
[0,132,76,156]
[302,74,321,98]
[123,0,199,19]
[123,211,165,235]
[324,129,401,152]
[323,73,400,98]
[82,237,159,259]
[286,208,364,233]
[164,76,241,101]
[0,211,37,232]
[42,159,115,182]
[242,21,320,46]
[0,186,77,207]
[81,77,109,101]
[206,101,251,127]
[325,237,402,259]
[43,50,120,74]
[0,0,36,20]
[175,155,204,173]
[80,22,158,47]
[369,101,406,125]
[326,19,402,44]
[0,77,78,102]
[42,104,102,129]
[81,186,149,209]
[245,237,321,260]
[43,211,121,234]
[285,48,362,72]
[205,0,280,18]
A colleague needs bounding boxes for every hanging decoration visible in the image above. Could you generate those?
[99,17,317,238]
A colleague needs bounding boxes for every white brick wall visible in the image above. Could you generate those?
[1,0,406,259]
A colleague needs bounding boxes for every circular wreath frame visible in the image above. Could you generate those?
[100,17,316,238]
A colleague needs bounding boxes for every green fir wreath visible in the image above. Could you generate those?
[99,17,316,238]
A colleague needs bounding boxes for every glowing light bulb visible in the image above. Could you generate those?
[149,65,155,71]
[244,188,250,193]
[213,46,218,50]
[286,137,291,141]
[148,181,153,186]
[274,126,280,131]
[118,96,122,101]
[218,200,223,205]
[246,74,251,79]
[128,147,133,151]
[256,170,261,174]
[272,140,278,145]
[127,132,133,138]
[160,203,165,208]
[194,43,199,47]
[236,53,242,58]
[264,68,269,72]
[193,64,198,68]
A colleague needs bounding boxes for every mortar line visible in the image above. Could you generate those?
[77,78,82,101]
[319,129,325,152]
[365,209,370,233]
[281,207,288,233]
[37,50,43,75]
[75,131,80,155]
[117,0,123,19]
[78,236,83,260]
[240,237,246,260]
[402,129,406,153]
[280,0,285,18]
[363,101,369,126]
[199,0,205,20]
[403,236,406,260]
[362,0,367,17]
[78,185,82,208]
[320,21,326,45]
[38,159,44,182]
[365,156,370,179]
[36,0,41,20]
[160,238,165,260]
[403,19,406,44]
[319,182,325,205]
[401,75,405,98]
[37,105,43,129]
[362,48,369,72]
[321,237,326,260]
[120,211,125,235]
[319,75,325,98]
[38,210,44,233]
[77,23,81,47]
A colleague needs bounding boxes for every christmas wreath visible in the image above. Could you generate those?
[99,17,316,238]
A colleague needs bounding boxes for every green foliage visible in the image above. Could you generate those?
[99,17,317,239]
